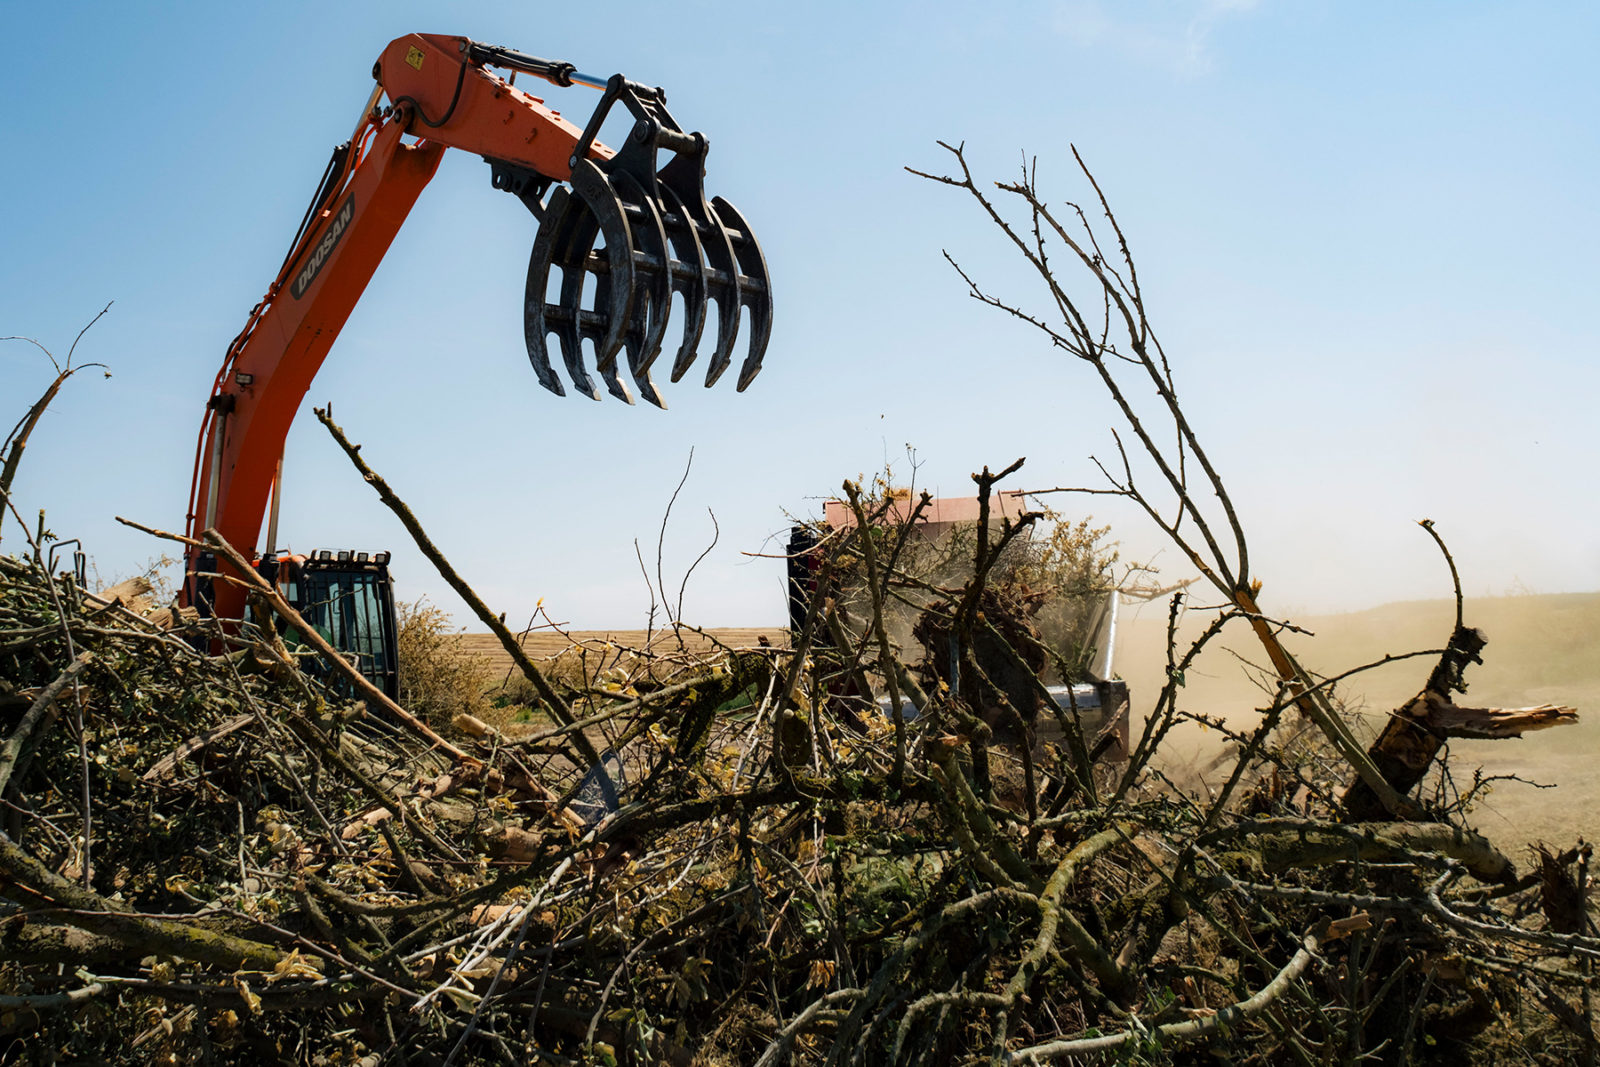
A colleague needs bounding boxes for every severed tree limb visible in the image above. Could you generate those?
[1209,817,1515,884]
[0,982,107,1012]
[78,973,381,1011]
[1342,619,1575,820]
[929,742,1039,891]
[1006,920,1326,1063]
[1340,522,1580,819]
[0,917,169,967]
[753,987,865,1067]
[1425,867,1600,960]
[0,831,290,970]
[999,827,1129,1026]
[140,712,253,782]
[1423,698,1578,738]
[313,407,603,770]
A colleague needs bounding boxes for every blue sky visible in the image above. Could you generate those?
[3,1,1597,630]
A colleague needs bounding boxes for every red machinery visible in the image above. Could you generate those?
[184,34,772,653]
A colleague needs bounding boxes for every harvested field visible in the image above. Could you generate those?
[460,627,787,687]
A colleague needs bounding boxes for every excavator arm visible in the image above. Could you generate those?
[185,33,771,621]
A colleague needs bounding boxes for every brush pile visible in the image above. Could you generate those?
[1,517,1597,1066]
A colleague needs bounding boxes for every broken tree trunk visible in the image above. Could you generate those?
[1342,625,1577,821]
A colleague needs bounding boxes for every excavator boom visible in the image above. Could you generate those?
[185,33,771,622]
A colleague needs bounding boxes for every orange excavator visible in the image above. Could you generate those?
[183,33,771,696]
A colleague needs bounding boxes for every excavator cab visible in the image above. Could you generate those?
[271,551,400,702]
[185,547,400,702]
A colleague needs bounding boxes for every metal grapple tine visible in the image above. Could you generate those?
[657,183,709,382]
[646,183,710,388]
[612,170,672,408]
[550,193,603,401]
[657,151,740,385]
[711,196,773,391]
[567,159,642,387]
[590,266,633,404]
[620,340,662,407]
[700,200,743,387]
[523,188,571,397]
[525,182,606,400]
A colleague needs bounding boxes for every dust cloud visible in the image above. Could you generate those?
[1114,592,1600,853]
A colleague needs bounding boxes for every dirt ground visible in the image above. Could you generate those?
[1115,591,1600,854]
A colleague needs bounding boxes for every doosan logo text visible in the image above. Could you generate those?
[291,198,355,298]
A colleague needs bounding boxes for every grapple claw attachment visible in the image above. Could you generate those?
[513,76,771,406]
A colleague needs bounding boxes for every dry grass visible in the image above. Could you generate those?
[395,599,494,726]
